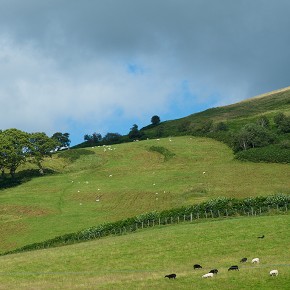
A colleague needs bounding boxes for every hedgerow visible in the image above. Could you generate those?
[2,194,289,256]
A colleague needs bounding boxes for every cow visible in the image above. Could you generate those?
[164,274,176,279]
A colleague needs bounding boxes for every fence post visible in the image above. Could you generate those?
[251,207,254,215]
[285,203,288,212]
[184,215,186,222]
[190,213,193,222]
[142,221,144,229]
[197,212,200,219]
[170,217,173,224]
[205,211,208,219]
[210,210,214,218]
[276,204,279,211]
[259,207,262,215]
[135,223,138,230]
[159,217,161,225]
[177,216,179,224]
[225,209,228,217]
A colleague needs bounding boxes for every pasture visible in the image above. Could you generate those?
[0,215,289,289]
[0,136,289,253]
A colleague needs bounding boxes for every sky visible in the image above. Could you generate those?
[1,0,290,146]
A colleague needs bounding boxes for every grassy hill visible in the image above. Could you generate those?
[0,215,289,289]
[141,86,290,137]
[1,137,289,253]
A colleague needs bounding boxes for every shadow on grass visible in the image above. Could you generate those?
[0,168,56,190]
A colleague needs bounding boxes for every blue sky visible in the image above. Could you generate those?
[0,0,290,146]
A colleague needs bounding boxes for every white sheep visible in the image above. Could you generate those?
[269,270,278,276]
[202,273,214,278]
[251,258,260,264]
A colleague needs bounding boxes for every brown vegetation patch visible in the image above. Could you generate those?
[0,205,53,217]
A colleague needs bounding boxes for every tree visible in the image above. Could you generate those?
[214,122,228,132]
[256,116,270,128]
[84,132,102,144]
[273,112,290,133]
[128,124,142,140]
[233,123,275,152]
[28,132,58,174]
[103,132,122,143]
[51,132,71,150]
[0,129,30,178]
[151,115,161,126]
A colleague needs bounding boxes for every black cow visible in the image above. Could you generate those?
[228,265,239,271]
[240,257,247,263]
[258,235,265,239]
[193,264,202,269]
[165,274,176,279]
[209,269,218,274]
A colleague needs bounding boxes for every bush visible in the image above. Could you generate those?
[235,145,290,163]
[149,146,175,161]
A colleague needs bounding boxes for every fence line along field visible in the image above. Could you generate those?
[0,136,290,253]
[0,215,289,289]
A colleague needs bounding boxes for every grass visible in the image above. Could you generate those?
[0,215,289,289]
[0,136,290,253]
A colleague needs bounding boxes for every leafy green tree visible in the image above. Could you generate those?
[151,115,161,126]
[233,123,275,152]
[256,116,270,128]
[214,121,228,131]
[28,132,58,174]
[51,132,71,149]
[84,132,102,144]
[0,129,30,178]
[128,124,142,140]
[273,112,290,133]
[103,132,122,143]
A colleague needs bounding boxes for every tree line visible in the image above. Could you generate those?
[0,129,70,178]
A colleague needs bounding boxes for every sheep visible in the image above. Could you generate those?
[202,273,214,278]
[228,265,239,271]
[251,258,260,264]
[193,264,202,269]
[164,273,176,279]
[269,270,278,276]
[240,257,247,263]
[209,269,218,274]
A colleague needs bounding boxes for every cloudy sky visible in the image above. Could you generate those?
[1,0,290,145]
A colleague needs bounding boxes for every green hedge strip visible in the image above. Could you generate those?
[1,194,289,256]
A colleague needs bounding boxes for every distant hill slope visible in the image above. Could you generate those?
[141,86,290,137]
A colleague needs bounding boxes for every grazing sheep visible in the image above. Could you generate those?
[269,270,278,276]
[165,273,176,279]
[193,264,202,269]
[251,258,260,264]
[202,273,214,278]
[240,257,247,263]
[209,269,218,274]
[228,265,239,271]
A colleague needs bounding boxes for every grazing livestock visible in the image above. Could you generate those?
[165,274,176,279]
[209,269,218,274]
[258,235,265,239]
[270,270,278,276]
[240,257,247,263]
[228,265,239,271]
[193,264,202,269]
[202,273,214,278]
[251,258,260,264]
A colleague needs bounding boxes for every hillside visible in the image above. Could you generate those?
[1,137,289,253]
[142,86,290,137]
[0,215,289,289]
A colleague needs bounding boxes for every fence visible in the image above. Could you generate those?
[2,202,288,256]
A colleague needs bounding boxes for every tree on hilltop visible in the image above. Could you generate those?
[151,115,161,126]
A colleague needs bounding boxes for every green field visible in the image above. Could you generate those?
[0,215,289,289]
[0,136,289,253]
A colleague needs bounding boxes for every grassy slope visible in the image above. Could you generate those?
[142,86,290,136]
[0,137,289,253]
[0,215,289,289]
